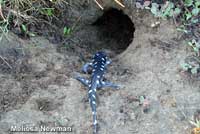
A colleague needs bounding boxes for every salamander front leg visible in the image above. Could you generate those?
[82,62,93,73]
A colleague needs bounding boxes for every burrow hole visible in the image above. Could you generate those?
[92,8,135,55]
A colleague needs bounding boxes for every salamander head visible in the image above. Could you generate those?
[93,51,107,62]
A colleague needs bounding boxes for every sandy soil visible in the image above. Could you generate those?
[0,1,200,134]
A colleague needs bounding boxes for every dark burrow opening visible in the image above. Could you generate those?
[91,8,135,54]
[57,8,135,57]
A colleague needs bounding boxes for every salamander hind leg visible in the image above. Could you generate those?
[100,81,121,89]
[76,77,90,87]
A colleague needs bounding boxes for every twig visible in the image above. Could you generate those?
[114,0,125,8]
[180,0,190,13]
[0,4,6,21]
[94,0,104,10]
[0,55,12,69]
[71,15,82,31]
[172,14,178,27]
[4,8,37,23]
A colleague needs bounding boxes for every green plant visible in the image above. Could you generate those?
[40,8,55,17]
[63,26,71,36]
[181,39,200,75]
[20,24,35,37]
[190,119,200,128]
[21,24,27,33]
[147,1,181,18]
[148,0,200,34]
[190,118,200,134]
[188,39,200,56]
[181,57,200,74]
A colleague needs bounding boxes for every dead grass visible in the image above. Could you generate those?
[0,0,69,40]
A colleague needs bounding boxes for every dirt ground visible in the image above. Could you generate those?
[0,1,200,134]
